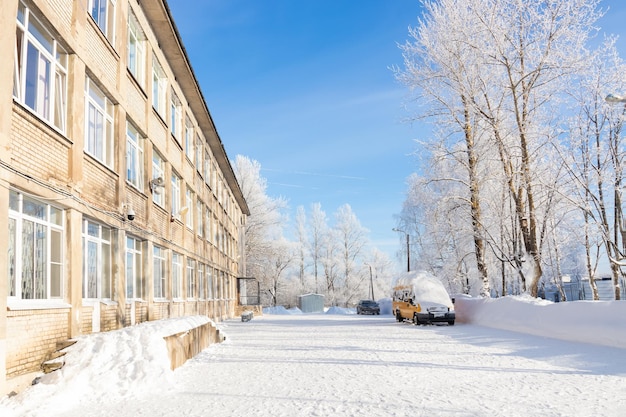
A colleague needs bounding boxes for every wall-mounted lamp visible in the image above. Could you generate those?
[122,203,135,222]
[149,176,165,194]
[170,206,189,222]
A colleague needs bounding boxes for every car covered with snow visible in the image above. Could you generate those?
[392,271,455,325]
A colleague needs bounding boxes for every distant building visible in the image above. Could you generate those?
[0,0,249,395]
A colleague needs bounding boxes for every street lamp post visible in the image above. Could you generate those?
[392,228,410,272]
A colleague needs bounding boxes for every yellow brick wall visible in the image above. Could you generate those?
[82,158,119,210]
[11,105,70,185]
[6,309,70,379]
[83,21,118,96]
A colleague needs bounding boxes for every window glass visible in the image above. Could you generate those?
[14,5,67,132]
[152,152,165,207]
[153,246,166,299]
[85,78,114,167]
[82,220,112,299]
[127,10,145,85]
[8,190,64,300]
[126,121,144,190]
[89,0,116,43]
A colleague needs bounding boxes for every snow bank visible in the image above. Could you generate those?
[455,295,626,349]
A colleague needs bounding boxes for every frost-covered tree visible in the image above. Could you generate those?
[562,38,626,300]
[334,204,369,306]
[232,155,289,294]
[396,0,604,297]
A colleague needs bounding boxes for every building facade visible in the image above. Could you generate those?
[0,0,249,394]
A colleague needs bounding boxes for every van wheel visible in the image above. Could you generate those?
[413,313,420,325]
[448,320,455,326]
[395,311,403,322]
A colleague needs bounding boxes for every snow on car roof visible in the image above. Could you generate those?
[392,270,453,307]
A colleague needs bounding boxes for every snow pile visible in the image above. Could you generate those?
[3,315,211,416]
[325,306,354,315]
[377,297,393,315]
[454,295,626,348]
[262,306,303,315]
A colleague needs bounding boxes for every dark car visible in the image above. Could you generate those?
[356,299,380,315]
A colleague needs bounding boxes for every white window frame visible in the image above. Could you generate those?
[172,252,183,299]
[152,58,167,118]
[82,220,112,299]
[152,151,165,207]
[14,2,67,133]
[85,77,114,167]
[8,190,64,301]
[184,116,194,161]
[207,267,213,300]
[88,0,116,43]
[185,187,194,229]
[205,207,212,243]
[204,151,211,186]
[198,263,205,300]
[171,173,181,220]
[195,135,203,172]
[153,245,166,300]
[196,199,203,238]
[126,121,144,191]
[171,90,183,143]
[125,236,143,300]
[127,9,145,86]
[186,258,196,300]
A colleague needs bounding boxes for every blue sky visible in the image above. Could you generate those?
[167,1,626,270]
[168,0,424,265]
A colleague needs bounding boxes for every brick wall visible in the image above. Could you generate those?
[6,309,70,379]
[11,104,70,184]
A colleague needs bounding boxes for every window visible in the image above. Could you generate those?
[171,91,183,142]
[89,0,116,43]
[153,245,166,299]
[127,9,145,86]
[8,190,63,300]
[196,200,203,237]
[14,3,67,132]
[198,263,205,300]
[186,258,195,299]
[152,58,166,117]
[171,173,181,219]
[172,252,182,299]
[125,236,143,300]
[207,267,213,299]
[204,151,211,186]
[82,220,111,299]
[205,207,212,243]
[195,135,203,172]
[85,78,114,167]
[152,151,165,207]
[184,116,193,160]
[185,187,194,229]
[126,121,144,190]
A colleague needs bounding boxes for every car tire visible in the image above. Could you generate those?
[413,313,420,325]
[448,320,455,326]
[395,310,403,322]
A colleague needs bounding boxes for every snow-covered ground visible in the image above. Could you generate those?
[1,296,625,417]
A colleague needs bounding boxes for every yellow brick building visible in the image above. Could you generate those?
[0,0,250,395]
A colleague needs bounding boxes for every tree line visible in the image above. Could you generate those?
[393,0,626,300]
[233,155,394,308]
